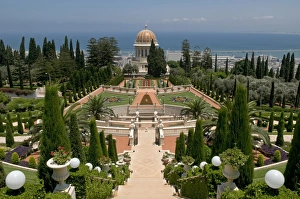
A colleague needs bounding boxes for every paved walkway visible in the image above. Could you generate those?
[116,127,177,199]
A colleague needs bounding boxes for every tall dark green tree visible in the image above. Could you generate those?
[5,113,14,147]
[108,134,117,162]
[0,40,5,65]
[69,113,86,162]
[69,39,75,60]
[287,112,294,132]
[268,110,274,133]
[284,113,300,190]
[192,119,205,165]
[28,111,34,130]
[275,111,285,146]
[38,85,71,192]
[211,107,228,157]
[225,58,229,76]
[264,57,268,76]
[285,52,291,82]
[243,53,248,76]
[289,53,295,81]
[256,56,262,79]
[214,54,218,72]
[87,118,102,166]
[228,84,253,188]
[19,36,26,61]
[0,115,4,132]
[17,113,24,134]
[75,40,82,68]
[295,64,300,80]
[294,82,300,108]
[147,40,166,77]
[0,162,5,188]
[279,54,286,79]
[99,130,108,157]
[269,81,275,107]
[185,128,194,157]
[257,112,262,127]
[175,132,186,161]
[249,52,255,76]
[112,138,118,163]
[268,68,274,78]
[5,46,13,88]
[181,39,191,74]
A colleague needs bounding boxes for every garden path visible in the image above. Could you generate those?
[116,126,178,199]
[131,89,162,108]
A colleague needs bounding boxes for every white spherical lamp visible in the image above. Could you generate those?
[94,166,101,173]
[200,161,208,170]
[265,170,285,189]
[85,163,93,171]
[212,156,222,167]
[6,170,26,190]
[70,158,80,168]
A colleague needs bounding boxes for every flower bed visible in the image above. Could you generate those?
[258,144,288,165]
[4,146,31,167]
[172,96,188,103]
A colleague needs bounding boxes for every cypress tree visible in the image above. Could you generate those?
[17,113,24,134]
[5,46,13,88]
[113,139,118,163]
[5,113,14,147]
[269,81,275,107]
[282,95,286,108]
[0,40,5,65]
[268,110,274,133]
[0,71,2,88]
[289,53,295,81]
[232,78,237,98]
[275,111,285,146]
[211,107,228,158]
[18,58,24,90]
[279,54,286,78]
[264,57,268,76]
[87,119,102,166]
[295,82,300,108]
[287,112,294,132]
[228,84,253,188]
[69,39,75,60]
[246,78,250,102]
[192,119,205,165]
[243,53,248,76]
[19,36,26,61]
[256,56,262,79]
[284,113,300,190]
[249,52,255,76]
[99,130,108,157]
[257,112,262,127]
[75,40,81,68]
[175,132,186,162]
[185,128,194,157]
[69,113,86,162]
[275,68,280,78]
[225,58,229,76]
[38,85,71,192]
[6,113,13,134]
[261,56,265,77]
[268,68,274,78]
[295,64,300,80]
[285,52,291,82]
[214,54,218,72]
[108,134,116,162]
[0,115,4,132]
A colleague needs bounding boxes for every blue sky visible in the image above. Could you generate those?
[1,0,300,33]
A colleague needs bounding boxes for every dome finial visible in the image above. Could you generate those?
[145,24,147,30]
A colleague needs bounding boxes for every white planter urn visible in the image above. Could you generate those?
[47,158,71,191]
[222,165,240,190]
[102,164,110,172]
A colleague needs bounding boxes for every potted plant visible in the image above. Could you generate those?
[47,146,72,191]
[123,152,131,163]
[219,146,249,190]
[99,156,111,171]
[161,152,169,165]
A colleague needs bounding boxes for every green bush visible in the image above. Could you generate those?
[205,164,226,198]
[180,175,208,199]
[0,148,5,160]
[0,181,46,198]
[221,188,245,199]
[86,178,113,199]
[0,162,6,188]
[257,154,264,167]
[45,192,72,199]
[273,150,281,162]
[11,152,20,165]
[28,156,36,168]
[167,165,185,187]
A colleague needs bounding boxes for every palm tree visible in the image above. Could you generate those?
[80,95,115,120]
[180,98,217,120]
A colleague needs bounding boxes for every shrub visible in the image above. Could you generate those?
[0,162,6,188]
[28,156,36,168]
[45,192,72,199]
[273,150,281,162]
[11,152,20,165]
[0,148,5,160]
[180,175,208,199]
[257,154,264,167]
[0,181,46,198]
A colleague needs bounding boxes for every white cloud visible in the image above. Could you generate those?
[162,17,207,23]
[253,16,274,20]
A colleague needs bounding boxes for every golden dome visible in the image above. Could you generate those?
[135,25,158,44]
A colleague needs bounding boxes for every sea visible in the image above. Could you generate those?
[1,32,300,59]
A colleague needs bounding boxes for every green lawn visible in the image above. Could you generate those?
[99,91,134,106]
[157,92,200,106]
[253,162,286,182]
[2,163,39,184]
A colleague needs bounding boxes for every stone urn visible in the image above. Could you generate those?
[102,164,110,172]
[222,165,240,190]
[47,158,71,191]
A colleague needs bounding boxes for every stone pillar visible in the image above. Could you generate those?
[129,119,135,146]
[157,120,164,145]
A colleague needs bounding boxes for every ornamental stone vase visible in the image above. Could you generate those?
[47,158,71,191]
[222,164,240,190]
